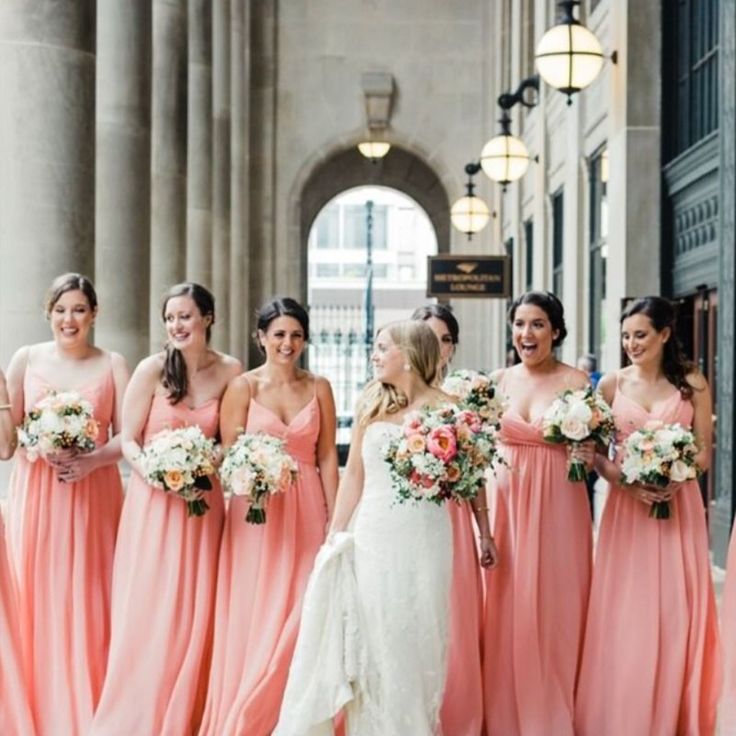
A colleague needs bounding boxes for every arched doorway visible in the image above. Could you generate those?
[291,143,451,457]
[307,185,438,434]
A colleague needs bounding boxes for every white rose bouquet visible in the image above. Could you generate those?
[138,426,217,517]
[383,404,497,505]
[220,432,298,524]
[17,390,99,462]
[442,369,507,430]
[542,386,616,482]
[619,420,699,520]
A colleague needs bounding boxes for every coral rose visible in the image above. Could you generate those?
[164,469,185,491]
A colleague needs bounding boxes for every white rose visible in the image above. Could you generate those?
[669,459,694,483]
[560,416,589,442]
[567,400,593,424]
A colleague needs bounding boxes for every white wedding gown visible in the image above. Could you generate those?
[274,421,453,736]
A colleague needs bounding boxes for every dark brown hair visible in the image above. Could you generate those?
[508,290,568,347]
[160,283,215,404]
[44,273,98,317]
[411,303,460,345]
[253,297,310,354]
[621,296,695,398]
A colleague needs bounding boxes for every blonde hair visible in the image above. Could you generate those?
[357,320,441,426]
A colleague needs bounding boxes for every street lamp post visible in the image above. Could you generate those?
[364,200,374,378]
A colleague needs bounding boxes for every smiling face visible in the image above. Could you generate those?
[259,316,306,366]
[163,295,211,351]
[49,289,96,349]
[512,303,558,366]
[425,316,455,371]
[621,313,670,367]
[371,330,406,384]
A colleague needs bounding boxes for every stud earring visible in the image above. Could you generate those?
[403,363,411,372]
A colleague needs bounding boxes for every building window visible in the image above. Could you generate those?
[344,204,388,250]
[589,147,608,362]
[552,190,564,297]
[314,204,339,249]
[524,218,534,291]
[315,263,340,278]
[665,0,719,159]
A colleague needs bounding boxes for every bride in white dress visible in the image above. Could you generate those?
[275,320,497,736]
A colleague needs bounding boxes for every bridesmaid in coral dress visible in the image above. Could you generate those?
[91,283,241,735]
[0,367,35,734]
[575,296,720,736]
[722,522,736,731]
[413,303,487,736]
[199,297,339,736]
[483,291,593,736]
[4,274,128,735]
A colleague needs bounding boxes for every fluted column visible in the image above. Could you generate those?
[230,0,251,360]
[212,0,231,352]
[150,0,188,349]
[0,1,96,365]
[186,0,213,285]
[95,1,152,366]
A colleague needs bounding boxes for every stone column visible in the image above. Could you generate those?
[229,0,251,361]
[150,0,188,349]
[604,0,662,368]
[186,0,213,286]
[95,1,152,367]
[212,0,231,352]
[714,0,736,564]
[0,1,96,365]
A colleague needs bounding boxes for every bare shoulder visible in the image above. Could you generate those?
[489,367,504,382]
[313,374,335,399]
[134,353,165,382]
[225,371,254,399]
[107,350,130,374]
[563,364,591,390]
[214,351,243,377]
[686,370,709,393]
[597,371,618,393]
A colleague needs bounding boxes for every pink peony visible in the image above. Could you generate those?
[426,426,458,462]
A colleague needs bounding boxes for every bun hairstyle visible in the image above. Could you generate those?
[410,303,460,345]
[357,320,441,426]
[621,296,696,398]
[508,290,568,347]
[253,296,310,353]
[160,282,215,404]
[44,273,98,317]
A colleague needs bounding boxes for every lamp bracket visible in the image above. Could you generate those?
[557,0,581,25]
[498,75,540,111]
[464,161,481,196]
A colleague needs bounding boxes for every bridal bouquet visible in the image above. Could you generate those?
[220,433,298,524]
[17,390,99,462]
[383,404,497,505]
[619,420,699,520]
[138,426,217,517]
[542,386,616,481]
[442,369,506,429]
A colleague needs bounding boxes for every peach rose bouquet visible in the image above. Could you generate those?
[442,369,506,430]
[219,432,298,524]
[383,404,497,505]
[18,390,99,461]
[138,426,217,517]
[619,420,699,520]
[542,386,616,481]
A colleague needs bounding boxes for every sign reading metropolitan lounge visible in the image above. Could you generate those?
[427,255,511,298]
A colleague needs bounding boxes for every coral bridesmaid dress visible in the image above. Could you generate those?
[441,502,484,736]
[722,528,736,732]
[90,395,224,735]
[6,364,123,735]
[0,515,35,735]
[483,409,592,736]
[199,391,327,736]
[575,386,720,736]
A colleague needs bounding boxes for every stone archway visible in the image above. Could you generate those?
[291,144,451,304]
